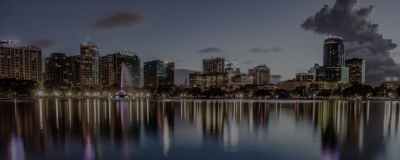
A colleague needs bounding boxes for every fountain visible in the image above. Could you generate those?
[115,63,130,99]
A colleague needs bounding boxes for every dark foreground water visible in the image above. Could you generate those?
[1,99,400,160]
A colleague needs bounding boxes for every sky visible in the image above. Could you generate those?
[1,0,399,82]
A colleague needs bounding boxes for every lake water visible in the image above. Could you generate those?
[1,98,400,160]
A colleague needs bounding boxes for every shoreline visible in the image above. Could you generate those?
[1,97,400,102]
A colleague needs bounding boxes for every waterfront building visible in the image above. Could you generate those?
[317,36,349,83]
[189,72,204,88]
[68,55,81,87]
[346,58,366,84]
[189,72,228,88]
[144,60,175,89]
[277,80,338,92]
[203,57,225,73]
[225,62,241,85]
[230,74,254,88]
[324,36,345,67]
[100,51,141,89]
[79,42,100,89]
[249,65,271,85]
[45,53,73,89]
[0,41,42,82]
[316,66,349,83]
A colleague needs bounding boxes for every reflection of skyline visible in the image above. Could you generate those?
[0,99,399,159]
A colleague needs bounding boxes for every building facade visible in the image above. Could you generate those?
[100,52,141,89]
[45,53,73,89]
[316,66,349,83]
[324,36,345,67]
[68,55,81,87]
[189,72,228,88]
[249,65,271,85]
[318,36,349,83]
[0,41,42,82]
[296,73,315,81]
[203,57,225,73]
[79,42,100,89]
[144,60,175,89]
[346,58,366,84]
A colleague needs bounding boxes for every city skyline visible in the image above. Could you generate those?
[0,36,368,91]
[1,0,400,83]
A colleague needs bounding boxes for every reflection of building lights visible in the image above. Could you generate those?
[53,91,61,97]
[84,135,95,160]
[36,90,46,97]
[162,117,171,156]
[66,91,73,97]
[8,134,25,160]
[38,99,44,130]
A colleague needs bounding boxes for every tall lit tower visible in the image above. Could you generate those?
[317,36,349,83]
[0,41,42,82]
[323,36,345,67]
[80,42,100,89]
[144,60,175,89]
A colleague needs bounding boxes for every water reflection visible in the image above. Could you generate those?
[0,99,399,160]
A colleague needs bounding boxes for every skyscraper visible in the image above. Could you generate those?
[0,41,42,82]
[45,53,73,89]
[203,57,225,73]
[100,51,141,89]
[144,60,175,89]
[319,36,349,83]
[346,58,366,84]
[80,42,99,89]
[323,36,345,67]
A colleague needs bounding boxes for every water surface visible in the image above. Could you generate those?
[1,99,400,160]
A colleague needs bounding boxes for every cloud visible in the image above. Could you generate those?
[29,39,55,49]
[198,47,224,54]
[94,11,144,30]
[249,47,284,54]
[302,0,398,84]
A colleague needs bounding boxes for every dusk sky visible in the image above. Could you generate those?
[1,0,399,81]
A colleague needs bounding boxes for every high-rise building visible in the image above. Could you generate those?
[144,60,175,88]
[323,36,345,67]
[249,65,271,85]
[0,41,42,82]
[100,52,141,89]
[318,36,349,83]
[80,42,99,89]
[45,53,73,89]
[346,58,366,84]
[68,55,81,87]
[203,57,225,73]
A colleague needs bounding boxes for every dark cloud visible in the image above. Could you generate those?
[198,47,224,54]
[302,0,398,85]
[94,11,144,30]
[29,39,55,49]
[249,47,284,54]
